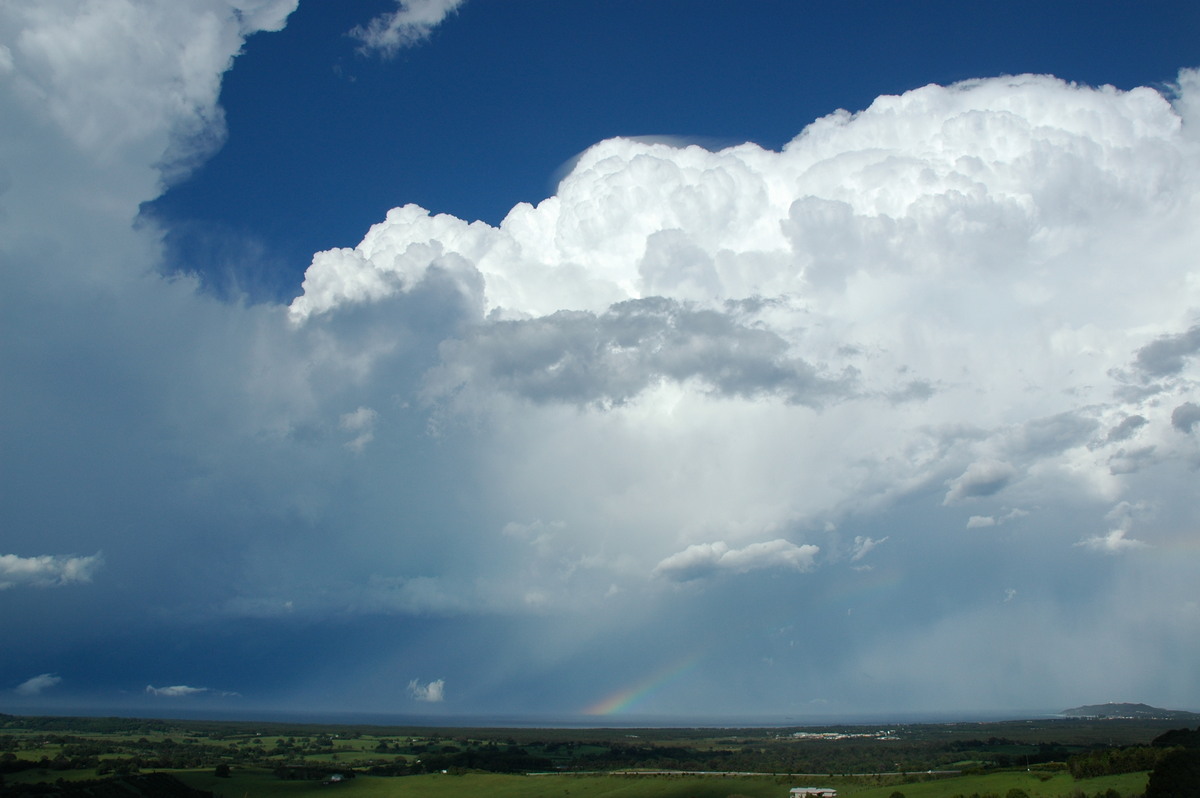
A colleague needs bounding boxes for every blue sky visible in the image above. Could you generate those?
[2,0,1200,723]
[147,1,1200,299]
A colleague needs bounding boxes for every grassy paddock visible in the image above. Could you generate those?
[175,768,1150,798]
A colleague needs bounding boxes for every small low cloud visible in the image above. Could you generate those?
[1004,589,1018,603]
[145,684,208,697]
[16,673,61,696]
[943,460,1018,505]
[339,406,378,452]
[0,552,103,590]
[850,536,888,562]
[1077,502,1149,554]
[966,507,1028,529]
[408,678,445,702]
[352,0,465,57]
[654,539,819,582]
[1076,529,1148,554]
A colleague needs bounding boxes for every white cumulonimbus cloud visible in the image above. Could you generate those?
[285,70,1200,637]
[5,0,1200,714]
[0,553,103,590]
[16,673,62,696]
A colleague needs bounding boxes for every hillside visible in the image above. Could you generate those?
[1060,702,1200,720]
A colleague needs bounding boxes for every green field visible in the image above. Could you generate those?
[173,768,1149,798]
[1,713,1185,797]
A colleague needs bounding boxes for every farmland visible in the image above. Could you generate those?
[0,713,1191,797]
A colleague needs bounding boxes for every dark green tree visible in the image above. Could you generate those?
[1146,748,1200,798]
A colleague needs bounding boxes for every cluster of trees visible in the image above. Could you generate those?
[0,772,210,798]
[1143,726,1200,798]
[1056,724,1200,796]
[1067,745,1166,778]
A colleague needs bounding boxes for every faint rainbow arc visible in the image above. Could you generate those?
[582,653,703,716]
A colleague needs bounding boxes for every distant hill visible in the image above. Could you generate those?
[1060,702,1200,720]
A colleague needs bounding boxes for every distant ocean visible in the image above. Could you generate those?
[3,706,1066,728]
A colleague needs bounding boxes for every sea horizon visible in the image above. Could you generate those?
[0,705,1078,729]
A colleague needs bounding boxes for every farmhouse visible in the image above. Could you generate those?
[789,789,837,798]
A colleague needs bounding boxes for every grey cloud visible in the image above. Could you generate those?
[1134,324,1200,377]
[1011,411,1098,457]
[427,297,854,407]
[886,379,936,404]
[943,460,1018,504]
[1172,402,1200,433]
[1105,414,1148,444]
[1108,445,1158,475]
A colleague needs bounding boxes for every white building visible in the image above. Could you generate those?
[790,789,837,797]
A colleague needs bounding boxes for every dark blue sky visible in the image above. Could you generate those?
[146,1,1200,300]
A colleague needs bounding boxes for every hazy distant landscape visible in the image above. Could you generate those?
[3,704,1200,797]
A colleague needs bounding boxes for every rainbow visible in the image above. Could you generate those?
[582,653,703,716]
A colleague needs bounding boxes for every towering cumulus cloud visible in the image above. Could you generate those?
[284,73,1200,711]
[2,0,1199,717]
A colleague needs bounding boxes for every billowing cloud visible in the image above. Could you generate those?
[0,0,297,183]
[0,553,102,590]
[352,0,465,57]
[654,539,819,582]
[408,678,445,702]
[15,673,62,696]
